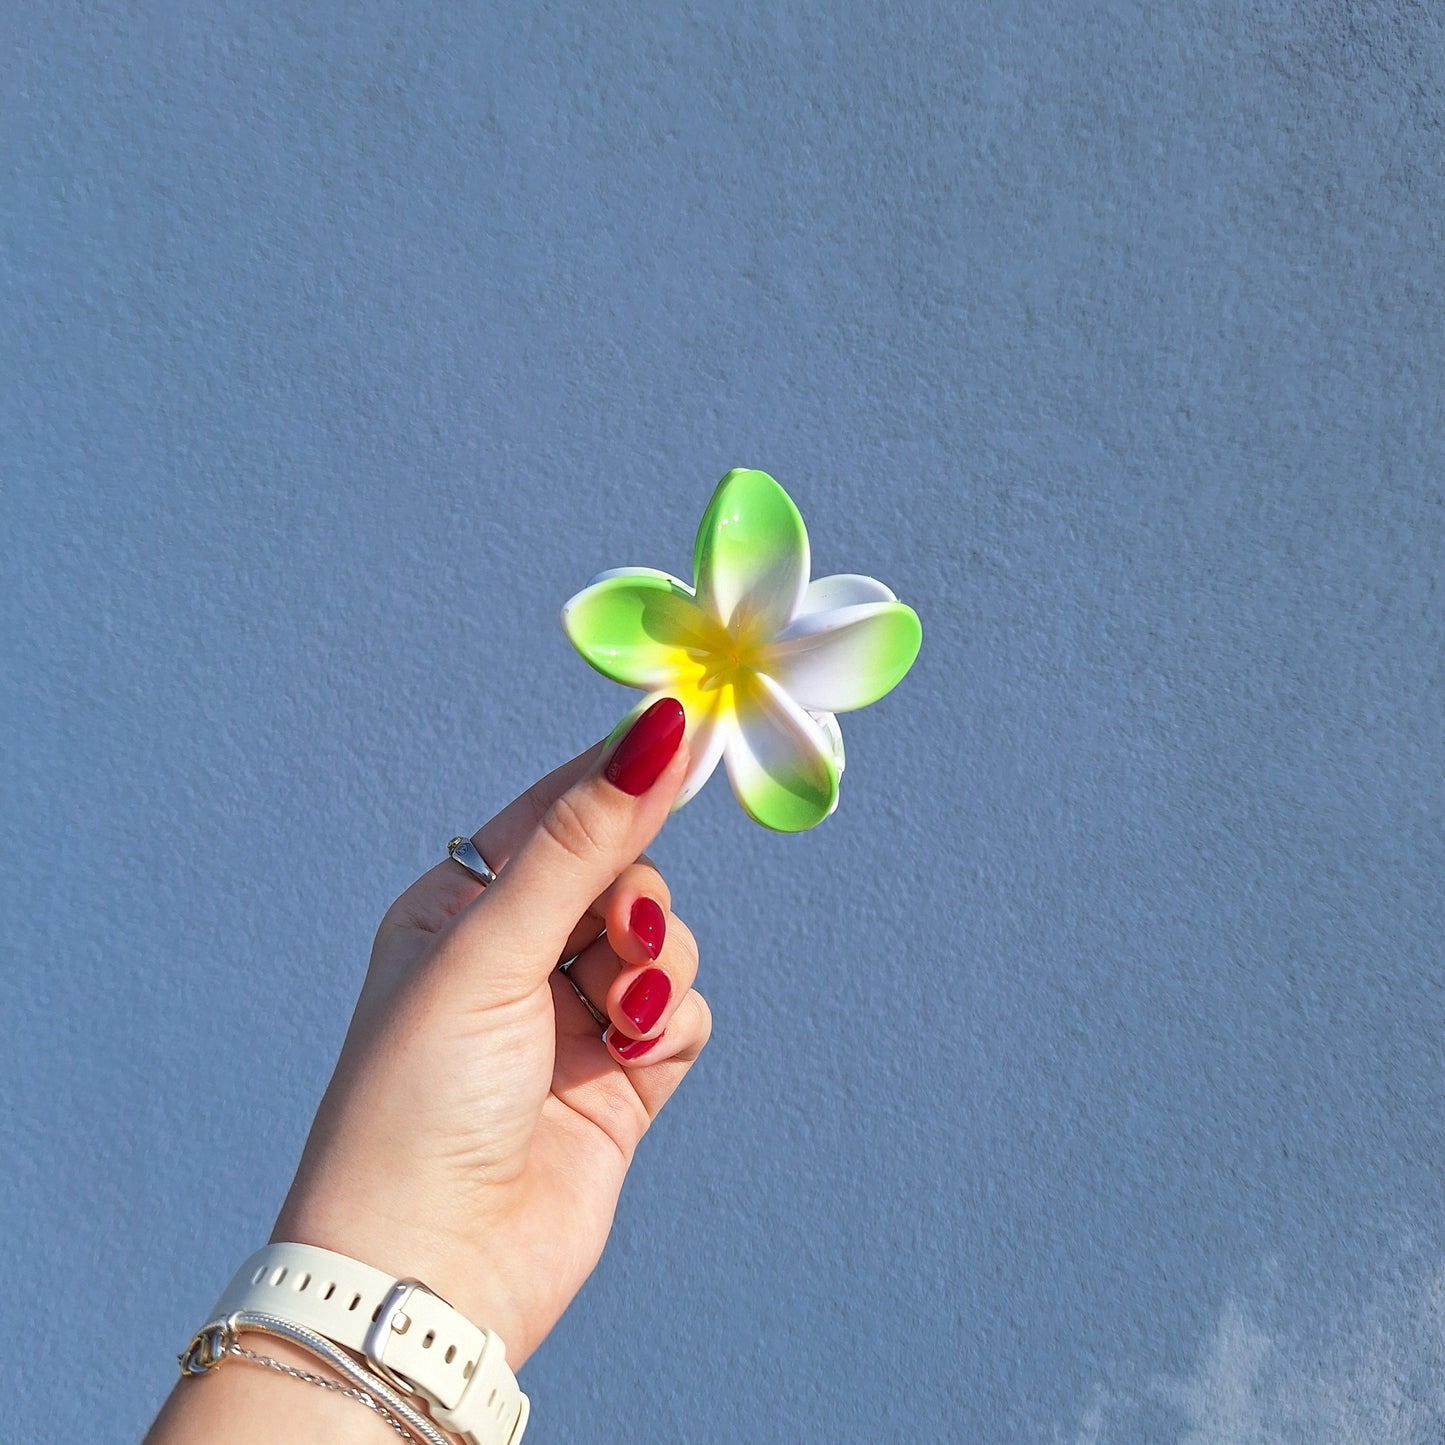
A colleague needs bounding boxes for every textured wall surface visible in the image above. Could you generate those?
[3,3,1443,1441]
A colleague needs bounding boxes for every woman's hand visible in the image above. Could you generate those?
[267,697,711,1371]
[149,698,710,1441]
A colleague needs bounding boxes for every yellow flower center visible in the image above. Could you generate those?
[665,613,771,709]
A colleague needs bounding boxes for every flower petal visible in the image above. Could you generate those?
[562,569,718,690]
[605,687,728,811]
[796,573,896,616]
[762,601,922,713]
[723,671,839,832]
[811,710,846,776]
[692,469,809,640]
[673,697,730,811]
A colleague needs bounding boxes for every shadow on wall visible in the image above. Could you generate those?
[1066,1252,1445,1444]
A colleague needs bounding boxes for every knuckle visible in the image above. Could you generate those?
[521,777,555,828]
[539,789,619,863]
[588,1079,649,1151]
[681,991,713,1055]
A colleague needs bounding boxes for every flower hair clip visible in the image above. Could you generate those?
[562,469,922,832]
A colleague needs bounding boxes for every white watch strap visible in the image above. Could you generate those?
[207,1243,528,1445]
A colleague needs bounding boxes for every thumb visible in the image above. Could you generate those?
[438,696,689,1002]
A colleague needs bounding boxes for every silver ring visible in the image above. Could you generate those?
[447,835,497,886]
[557,962,611,1033]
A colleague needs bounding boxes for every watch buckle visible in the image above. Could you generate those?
[363,1277,433,1395]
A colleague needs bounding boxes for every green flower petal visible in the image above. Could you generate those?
[692,469,810,641]
[763,601,921,713]
[562,569,717,689]
[723,670,839,832]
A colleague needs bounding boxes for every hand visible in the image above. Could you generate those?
[266,697,711,1372]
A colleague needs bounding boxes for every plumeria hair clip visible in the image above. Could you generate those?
[562,469,922,832]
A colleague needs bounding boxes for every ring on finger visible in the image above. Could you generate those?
[557,956,611,1034]
[447,835,497,886]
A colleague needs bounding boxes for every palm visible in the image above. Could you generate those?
[456,970,660,1362]
[328,880,683,1365]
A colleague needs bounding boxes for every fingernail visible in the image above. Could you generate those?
[629,897,666,959]
[608,1028,662,1061]
[620,967,671,1033]
[604,698,686,796]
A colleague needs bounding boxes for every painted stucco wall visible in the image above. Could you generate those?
[4,3,1442,1439]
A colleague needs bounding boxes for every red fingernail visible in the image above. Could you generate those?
[629,897,666,959]
[610,1029,662,1061]
[620,967,671,1033]
[604,698,686,796]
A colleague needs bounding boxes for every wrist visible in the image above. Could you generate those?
[270,1196,532,1370]
[169,1241,529,1445]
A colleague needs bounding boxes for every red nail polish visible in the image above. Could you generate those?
[611,1029,661,1061]
[620,967,671,1033]
[604,698,686,796]
[629,897,666,959]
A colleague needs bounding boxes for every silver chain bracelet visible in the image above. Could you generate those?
[226,1336,416,1440]
[180,1310,455,1445]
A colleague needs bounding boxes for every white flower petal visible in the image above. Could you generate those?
[673,700,730,811]
[796,573,896,616]
[723,671,839,832]
[601,689,728,814]
[810,710,846,776]
[586,566,697,594]
[763,600,922,713]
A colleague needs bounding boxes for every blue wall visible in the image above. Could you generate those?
[4,3,1442,1439]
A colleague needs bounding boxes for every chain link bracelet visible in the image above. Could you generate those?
[181,1311,456,1445]
[227,1336,416,1439]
